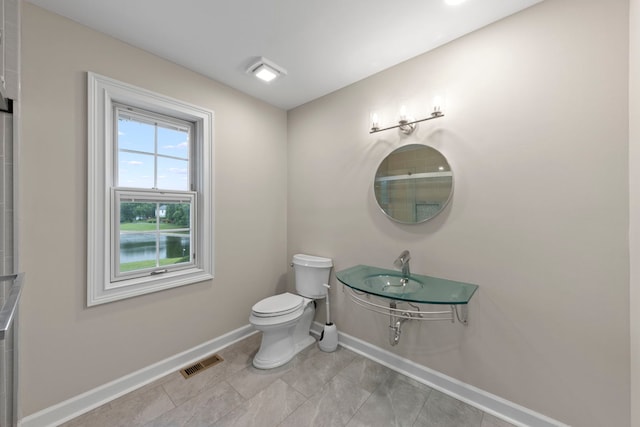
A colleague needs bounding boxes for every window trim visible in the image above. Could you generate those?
[88,72,214,306]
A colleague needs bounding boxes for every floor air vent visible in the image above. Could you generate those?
[180,354,224,379]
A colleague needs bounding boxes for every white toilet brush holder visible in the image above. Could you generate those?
[319,323,338,352]
[318,283,338,352]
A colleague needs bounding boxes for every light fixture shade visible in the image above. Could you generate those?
[254,64,278,82]
[247,57,287,83]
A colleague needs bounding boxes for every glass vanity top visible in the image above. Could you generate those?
[336,265,477,305]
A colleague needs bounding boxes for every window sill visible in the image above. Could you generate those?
[89,268,213,306]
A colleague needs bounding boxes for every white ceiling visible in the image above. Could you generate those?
[27,0,542,110]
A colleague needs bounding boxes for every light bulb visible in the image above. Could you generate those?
[371,113,380,131]
[432,96,443,116]
[399,105,407,122]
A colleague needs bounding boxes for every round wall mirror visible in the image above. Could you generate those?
[374,144,453,224]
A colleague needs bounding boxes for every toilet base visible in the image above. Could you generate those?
[252,334,315,369]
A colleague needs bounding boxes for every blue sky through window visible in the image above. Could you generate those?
[118,116,190,190]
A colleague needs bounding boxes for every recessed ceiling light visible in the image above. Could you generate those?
[254,64,278,82]
[246,57,287,83]
[445,0,467,5]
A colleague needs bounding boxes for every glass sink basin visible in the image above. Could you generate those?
[336,265,478,305]
[363,275,423,294]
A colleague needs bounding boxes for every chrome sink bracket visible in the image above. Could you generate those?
[455,304,469,325]
[345,287,470,328]
[389,301,406,346]
[346,288,473,345]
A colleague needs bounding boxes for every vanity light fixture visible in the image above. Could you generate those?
[370,104,444,135]
[246,57,287,83]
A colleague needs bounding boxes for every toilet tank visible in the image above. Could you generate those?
[292,254,333,299]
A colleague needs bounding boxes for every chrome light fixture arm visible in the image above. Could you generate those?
[370,111,444,135]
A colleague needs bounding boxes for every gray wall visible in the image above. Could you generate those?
[287,0,629,426]
[19,4,288,415]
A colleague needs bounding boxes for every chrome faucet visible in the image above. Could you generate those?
[393,250,411,284]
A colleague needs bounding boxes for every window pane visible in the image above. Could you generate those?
[164,202,191,228]
[119,201,158,273]
[158,157,189,190]
[119,233,158,272]
[118,117,155,153]
[158,126,189,159]
[118,151,155,188]
[160,233,191,267]
[117,198,193,276]
[159,202,191,267]
[119,201,157,224]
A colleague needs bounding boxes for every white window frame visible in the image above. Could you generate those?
[88,72,214,306]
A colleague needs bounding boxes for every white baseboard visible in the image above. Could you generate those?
[310,322,568,427]
[19,324,257,427]
[22,322,567,427]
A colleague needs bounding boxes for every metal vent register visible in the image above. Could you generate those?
[180,354,224,379]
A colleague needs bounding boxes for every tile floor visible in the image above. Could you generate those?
[60,333,516,427]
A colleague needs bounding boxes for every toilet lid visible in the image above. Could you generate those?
[252,293,304,317]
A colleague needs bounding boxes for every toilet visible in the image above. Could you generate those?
[249,253,333,369]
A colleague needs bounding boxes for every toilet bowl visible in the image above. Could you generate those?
[249,254,332,369]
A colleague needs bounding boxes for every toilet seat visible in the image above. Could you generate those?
[251,292,304,318]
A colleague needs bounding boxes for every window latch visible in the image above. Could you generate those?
[150,269,168,276]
